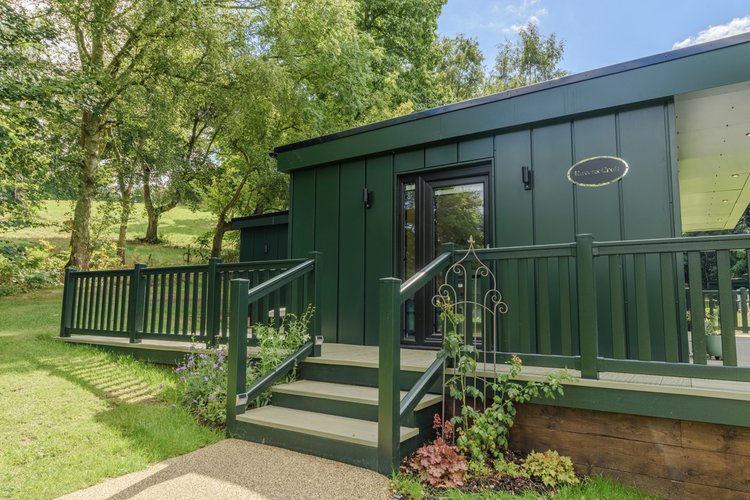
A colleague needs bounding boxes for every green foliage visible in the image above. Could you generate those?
[522,450,579,489]
[390,472,427,500]
[0,240,66,295]
[439,299,569,463]
[705,311,719,335]
[487,22,566,93]
[493,456,524,478]
[177,305,314,425]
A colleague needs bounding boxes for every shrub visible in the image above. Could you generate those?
[410,414,468,489]
[522,450,579,489]
[176,305,314,426]
[0,240,66,296]
[494,456,525,478]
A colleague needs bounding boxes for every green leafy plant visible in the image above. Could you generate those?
[522,450,579,489]
[176,305,314,425]
[438,298,570,463]
[410,414,468,488]
[390,472,426,500]
[705,311,719,335]
[494,455,525,478]
[0,240,66,296]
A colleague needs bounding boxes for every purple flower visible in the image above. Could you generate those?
[212,363,218,369]
[208,394,216,401]
[203,376,209,382]
[179,376,186,382]
[158,384,163,389]
[192,399,198,404]
[170,404,176,408]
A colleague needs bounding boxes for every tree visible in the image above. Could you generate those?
[434,35,485,103]
[486,22,566,93]
[46,0,209,268]
[0,2,61,228]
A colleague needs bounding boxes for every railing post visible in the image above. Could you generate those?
[226,278,249,436]
[576,234,598,379]
[205,257,222,347]
[309,251,323,356]
[128,263,147,344]
[741,288,749,334]
[59,267,76,337]
[378,277,401,474]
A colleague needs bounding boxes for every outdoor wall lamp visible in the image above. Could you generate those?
[522,166,533,191]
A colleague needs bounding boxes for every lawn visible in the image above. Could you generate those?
[5,200,217,267]
[0,288,222,499]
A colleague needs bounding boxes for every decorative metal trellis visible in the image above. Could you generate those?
[431,236,508,365]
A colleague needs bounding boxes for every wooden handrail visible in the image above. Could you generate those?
[594,234,750,255]
[246,259,314,304]
[240,341,313,404]
[399,354,444,421]
[399,251,452,300]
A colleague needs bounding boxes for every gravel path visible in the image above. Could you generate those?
[59,439,390,500]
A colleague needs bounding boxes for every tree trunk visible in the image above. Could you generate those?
[68,111,104,270]
[142,168,159,243]
[117,190,131,264]
[211,217,229,258]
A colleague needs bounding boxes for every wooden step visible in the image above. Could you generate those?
[236,405,419,447]
[271,380,442,411]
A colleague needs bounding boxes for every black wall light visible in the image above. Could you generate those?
[522,166,533,191]
[363,188,373,208]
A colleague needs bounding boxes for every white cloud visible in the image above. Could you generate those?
[501,0,547,32]
[673,16,750,49]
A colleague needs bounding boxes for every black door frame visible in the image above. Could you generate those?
[397,163,493,347]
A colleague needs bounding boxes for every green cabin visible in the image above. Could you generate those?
[275,32,750,354]
[60,32,750,492]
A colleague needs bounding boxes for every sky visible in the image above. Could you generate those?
[438,0,750,74]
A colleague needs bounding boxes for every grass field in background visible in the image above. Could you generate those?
[4,200,216,267]
[0,289,222,499]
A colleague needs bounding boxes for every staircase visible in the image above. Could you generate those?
[231,345,443,472]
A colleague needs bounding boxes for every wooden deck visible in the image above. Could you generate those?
[60,335,750,402]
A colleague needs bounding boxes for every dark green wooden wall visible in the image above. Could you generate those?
[289,102,682,349]
[239,225,288,262]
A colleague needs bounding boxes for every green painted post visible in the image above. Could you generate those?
[205,257,222,346]
[59,267,76,337]
[309,251,323,356]
[226,279,249,436]
[128,263,146,344]
[576,234,598,379]
[378,277,401,475]
[741,288,749,334]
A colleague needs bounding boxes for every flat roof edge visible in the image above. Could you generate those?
[274,31,750,155]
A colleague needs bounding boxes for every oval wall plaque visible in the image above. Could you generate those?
[567,156,629,187]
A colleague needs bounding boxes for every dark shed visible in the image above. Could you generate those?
[229,211,289,262]
[273,32,750,350]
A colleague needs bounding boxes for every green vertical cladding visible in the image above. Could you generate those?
[495,130,533,246]
[532,123,574,244]
[364,155,394,346]
[687,251,707,364]
[425,142,457,168]
[290,169,316,258]
[315,164,340,343]
[573,115,619,359]
[619,104,677,361]
[338,160,366,344]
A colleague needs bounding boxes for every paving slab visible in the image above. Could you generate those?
[59,439,390,500]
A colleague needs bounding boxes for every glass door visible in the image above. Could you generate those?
[399,165,491,347]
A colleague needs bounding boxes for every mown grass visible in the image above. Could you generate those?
[0,288,222,499]
[391,474,656,500]
[4,200,216,267]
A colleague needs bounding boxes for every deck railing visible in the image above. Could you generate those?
[59,256,314,345]
[225,253,322,434]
